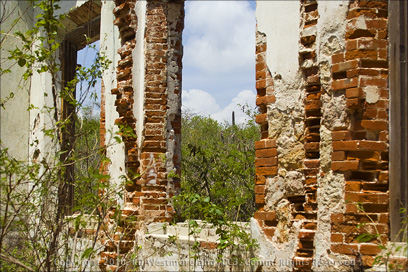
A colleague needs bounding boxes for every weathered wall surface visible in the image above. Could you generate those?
[254,0,396,271]
[0,1,33,160]
[99,1,184,270]
[2,0,406,271]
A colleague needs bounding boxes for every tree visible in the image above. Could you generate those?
[176,109,260,222]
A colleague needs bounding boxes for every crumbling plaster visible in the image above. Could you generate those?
[315,1,351,270]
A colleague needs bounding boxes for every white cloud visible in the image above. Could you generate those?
[182,89,221,116]
[183,1,255,75]
[182,89,256,125]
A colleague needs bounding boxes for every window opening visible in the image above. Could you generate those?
[178,0,257,222]
[73,40,101,213]
[60,1,101,215]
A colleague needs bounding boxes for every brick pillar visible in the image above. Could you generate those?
[253,29,279,238]
[329,0,390,268]
[100,1,184,270]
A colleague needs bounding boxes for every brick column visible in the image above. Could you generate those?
[329,0,390,268]
[100,1,184,270]
[253,29,279,238]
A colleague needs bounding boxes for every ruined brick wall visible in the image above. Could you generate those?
[329,0,390,267]
[99,0,184,270]
[254,0,398,270]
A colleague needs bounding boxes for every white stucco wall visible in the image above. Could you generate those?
[133,0,147,149]
[0,1,33,160]
[100,0,126,202]
[256,1,301,103]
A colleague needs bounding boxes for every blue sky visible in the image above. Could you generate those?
[77,1,257,124]
[182,0,256,124]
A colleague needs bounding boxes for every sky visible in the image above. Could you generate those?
[182,0,256,124]
[77,1,257,124]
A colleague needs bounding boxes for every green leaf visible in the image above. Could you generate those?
[18,58,26,67]
[81,247,94,259]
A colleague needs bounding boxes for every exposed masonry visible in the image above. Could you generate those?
[97,0,406,271]
[252,0,401,271]
[329,0,391,268]
[99,1,184,271]
[3,0,407,271]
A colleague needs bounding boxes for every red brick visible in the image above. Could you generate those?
[255,113,267,124]
[256,70,266,81]
[305,100,322,111]
[263,228,275,238]
[255,194,265,204]
[346,181,361,192]
[256,175,266,185]
[332,77,358,90]
[346,203,358,213]
[256,43,266,54]
[360,77,388,88]
[346,40,358,50]
[347,8,377,19]
[331,233,344,243]
[363,108,378,119]
[358,39,387,50]
[332,53,345,64]
[255,185,265,194]
[304,159,320,168]
[346,98,361,108]
[346,87,362,98]
[362,256,375,267]
[304,142,319,151]
[265,139,277,148]
[305,178,317,185]
[357,1,388,9]
[346,29,376,40]
[256,79,266,89]
[360,59,388,68]
[378,171,388,182]
[299,231,316,240]
[255,140,265,150]
[348,68,381,77]
[379,131,388,141]
[254,211,276,221]
[256,166,278,176]
[332,131,352,141]
[377,30,388,39]
[256,95,276,106]
[347,150,380,161]
[360,120,388,131]
[333,141,358,151]
[345,49,377,60]
[256,148,277,158]
[332,161,359,171]
[331,244,358,255]
[378,49,387,60]
[255,157,278,167]
[345,192,388,203]
[332,60,359,73]
[331,213,344,223]
[358,141,387,151]
[360,244,382,255]
[332,151,346,161]
[200,241,217,249]
[378,110,388,119]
